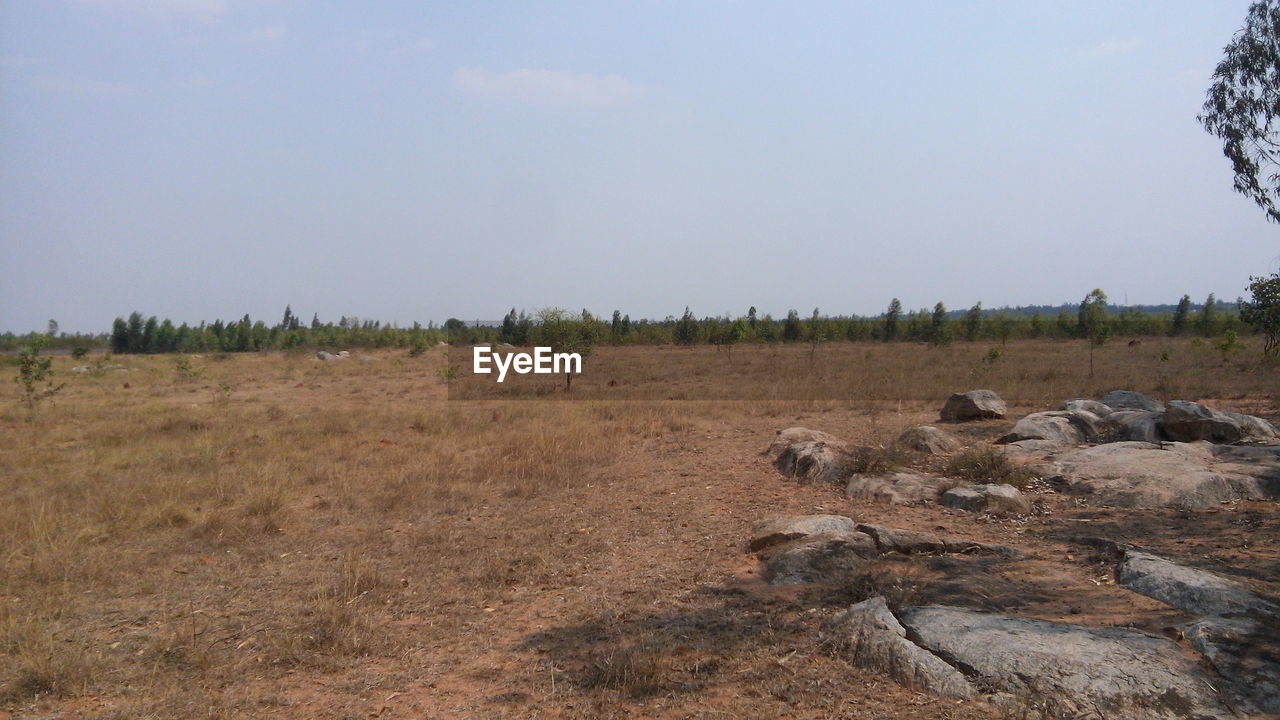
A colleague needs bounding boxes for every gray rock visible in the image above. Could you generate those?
[896,426,962,455]
[1099,390,1165,413]
[1117,550,1279,618]
[939,389,1007,422]
[1060,398,1114,416]
[1184,613,1280,715]
[1001,410,1096,445]
[856,523,1022,557]
[749,515,858,552]
[994,438,1064,460]
[1047,441,1276,509]
[845,472,944,505]
[825,597,975,699]
[940,484,1032,516]
[1164,400,1247,444]
[1224,411,1280,442]
[1107,410,1167,443]
[774,441,848,483]
[316,351,345,361]
[760,531,879,585]
[898,606,1232,720]
[764,427,840,458]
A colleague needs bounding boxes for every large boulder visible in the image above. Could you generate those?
[939,389,1006,422]
[764,427,840,458]
[749,515,858,552]
[824,597,976,699]
[1117,550,1279,618]
[774,441,848,483]
[1099,390,1164,413]
[1046,441,1277,509]
[1000,410,1102,445]
[1106,410,1167,443]
[1163,401,1248,444]
[1224,412,1279,441]
[898,606,1232,720]
[1184,614,1280,715]
[940,484,1032,516]
[759,531,879,585]
[896,426,961,455]
[845,472,944,505]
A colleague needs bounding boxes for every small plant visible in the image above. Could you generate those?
[944,449,1036,489]
[212,382,235,406]
[13,338,62,418]
[71,347,89,360]
[838,444,905,476]
[438,364,461,386]
[1215,328,1244,361]
[982,346,1003,365]
[173,356,203,381]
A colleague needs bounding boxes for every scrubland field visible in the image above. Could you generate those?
[2,339,1277,719]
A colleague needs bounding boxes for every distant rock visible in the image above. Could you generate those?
[896,426,961,455]
[845,472,944,505]
[764,427,840,458]
[939,389,1006,422]
[898,606,1232,720]
[1059,398,1114,417]
[825,597,976,699]
[748,515,858,552]
[940,484,1032,516]
[760,532,879,585]
[1099,390,1164,413]
[316,351,345,361]
[774,441,848,484]
[1106,410,1166,443]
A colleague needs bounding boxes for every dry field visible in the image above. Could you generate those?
[1,339,1277,719]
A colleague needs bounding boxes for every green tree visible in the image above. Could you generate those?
[1171,294,1192,336]
[1078,289,1110,376]
[962,302,983,342]
[535,308,595,389]
[673,307,700,345]
[1241,271,1280,357]
[882,299,902,341]
[1199,0,1280,222]
[782,309,802,342]
[1199,293,1218,337]
[13,337,62,418]
[929,302,950,345]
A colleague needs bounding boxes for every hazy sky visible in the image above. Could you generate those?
[2,1,1277,333]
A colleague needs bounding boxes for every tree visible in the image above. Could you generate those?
[673,307,700,345]
[930,302,951,345]
[1171,294,1192,336]
[1078,289,1110,376]
[13,336,61,418]
[1241,271,1280,356]
[962,302,983,341]
[1199,1,1280,223]
[782,309,802,342]
[1199,293,1218,337]
[535,308,594,389]
[882,299,902,341]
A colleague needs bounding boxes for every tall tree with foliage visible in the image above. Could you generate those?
[1241,271,1280,356]
[962,302,983,341]
[1078,289,1110,376]
[930,302,951,345]
[882,299,902,341]
[782,309,802,342]
[673,307,700,345]
[1199,293,1218,337]
[1200,0,1280,223]
[534,308,594,389]
[1171,294,1192,336]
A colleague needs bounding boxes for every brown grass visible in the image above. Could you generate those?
[0,339,1276,718]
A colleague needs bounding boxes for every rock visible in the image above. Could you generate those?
[845,472,943,505]
[825,597,975,699]
[1059,398,1114,416]
[760,532,879,585]
[1000,410,1100,445]
[1224,411,1280,442]
[749,515,858,552]
[940,484,1032,515]
[1184,613,1280,715]
[774,441,848,483]
[1047,441,1277,509]
[316,351,345,361]
[1107,410,1167,443]
[994,439,1064,460]
[1117,550,1279,618]
[898,606,1232,720]
[939,389,1006,422]
[337,350,350,358]
[70,365,91,373]
[764,427,840,458]
[1164,400,1247,444]
[856,523,1022,557]
[896,426,962,454]
[1099,390,1165,413]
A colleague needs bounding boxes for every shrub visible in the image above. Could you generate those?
[944,449,1036,489]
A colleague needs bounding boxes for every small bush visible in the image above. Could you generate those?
[944,448,1036,489]
[838,444,906,476]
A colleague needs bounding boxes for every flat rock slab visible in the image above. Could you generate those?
[760,531,879,585]
[1184,613,1280,715]
[1118,550,1280,618]
[898,606,1232,720]
[749,515,858,552]
[825,597,975,699]
[856,523,1023,558]
[1044,441,1278,509]
[1100,390,1165,413]
[845,472,944,505]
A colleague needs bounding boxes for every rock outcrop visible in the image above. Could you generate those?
[939,390,1006,422]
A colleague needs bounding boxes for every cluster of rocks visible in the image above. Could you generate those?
[751,514,1279,718]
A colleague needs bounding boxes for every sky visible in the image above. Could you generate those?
[2,1,1277,334]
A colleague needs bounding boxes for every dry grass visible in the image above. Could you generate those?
[0,340,1275,719]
